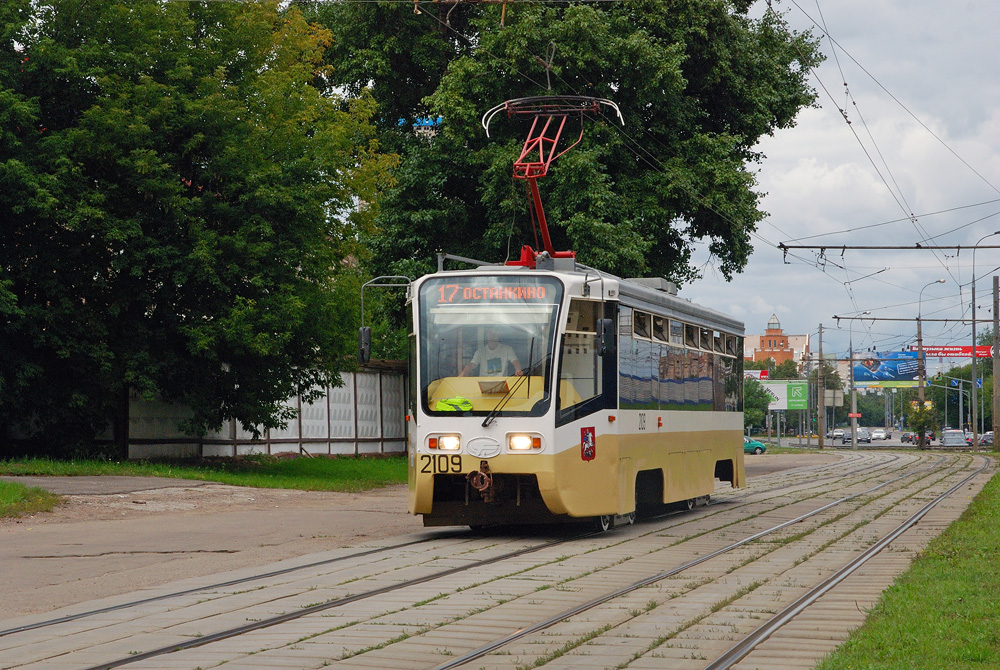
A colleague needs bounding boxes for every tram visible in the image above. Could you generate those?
[367,96,745,530]
[404,260,745,529]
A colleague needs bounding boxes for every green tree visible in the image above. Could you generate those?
[906,403,938,450]
[771,359,799,380]
[0,1,394,455]
[743,377,771,432]
[306,0,823,282]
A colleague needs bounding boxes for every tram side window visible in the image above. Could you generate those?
[633,311,651,339]
[652,317,667,343]
[725,334,737,357]
[618,306,634,408]
[560,299,603,413]
[721,354,743,411]
[700,328,712,351]
[670,320,684,346]
[684,324,698,348]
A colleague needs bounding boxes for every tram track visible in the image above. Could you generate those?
[433,454,989,669]
[0,534,464,638]
[702,459,989,670]
[0,450,886,641]
[0,451,982,670]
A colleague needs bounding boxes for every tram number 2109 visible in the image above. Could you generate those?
[419,454,463,474]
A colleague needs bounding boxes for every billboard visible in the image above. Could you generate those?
[762,380,808,410]
[854,351,920,388]
[908,345,993,358]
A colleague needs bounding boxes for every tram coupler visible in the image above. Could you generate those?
[467,460,497,503]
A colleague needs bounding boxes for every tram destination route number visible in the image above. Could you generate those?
[420,454,463,474]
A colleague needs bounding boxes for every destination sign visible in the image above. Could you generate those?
[425,276,561,306]
[435,284,549,304]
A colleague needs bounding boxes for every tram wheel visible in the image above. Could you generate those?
[593,515,613,532]
[621,511,636,525]
[684,498,695,511]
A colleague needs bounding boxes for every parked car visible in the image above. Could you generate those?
[842,427,871,444]
[941,429,967,447]
[744,437,767,455]
[871,428,886,441]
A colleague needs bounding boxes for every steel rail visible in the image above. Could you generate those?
[701,455,992,670]
[432,454,966,669]
[77,529,601,670]
[0,533,461,638]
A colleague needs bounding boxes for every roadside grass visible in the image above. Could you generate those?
[0,480,62,518]
[0,455,408,492]
[817,470,1000,670]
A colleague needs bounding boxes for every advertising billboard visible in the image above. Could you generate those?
[854,351,920,388]
[908,345,993,358]
[762,380,808,410]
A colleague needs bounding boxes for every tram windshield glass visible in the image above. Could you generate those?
[418,275,563,416]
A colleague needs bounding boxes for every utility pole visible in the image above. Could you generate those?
[993,276,999,451]
[917,316,926,450]
[818,324,824,449]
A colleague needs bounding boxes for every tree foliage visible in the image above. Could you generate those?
[743,377,770,431]
[0,0,394,453]
[771,358,799,379]
[305,0,823,282]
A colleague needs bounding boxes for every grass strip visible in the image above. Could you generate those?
[0,455,407,492]
[817,470,1000,670]
[0,480,62,518]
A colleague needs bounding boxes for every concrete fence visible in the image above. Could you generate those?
[126,362,407,459]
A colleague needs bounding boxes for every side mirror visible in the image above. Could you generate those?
[358,327,371,364]
[595,318,614,356]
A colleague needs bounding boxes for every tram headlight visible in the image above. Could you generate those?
[509,434,541,450]
[429,435,461,451]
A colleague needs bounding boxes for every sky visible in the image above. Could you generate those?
[683,0,1000,372]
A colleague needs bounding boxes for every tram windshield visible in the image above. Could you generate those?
[418,275,563,416]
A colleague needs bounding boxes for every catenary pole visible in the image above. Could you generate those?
[817,324,824,450]
[993,276,999,451]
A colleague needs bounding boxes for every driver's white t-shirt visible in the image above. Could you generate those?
[470,343,519,376]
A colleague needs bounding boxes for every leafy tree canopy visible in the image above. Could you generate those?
[771,358,799,379]
[743,377,770,431]
[0,0,395,452]
[305,0,823,282]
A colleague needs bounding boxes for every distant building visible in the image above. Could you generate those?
[744,314,810,370]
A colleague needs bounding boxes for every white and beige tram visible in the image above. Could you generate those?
[404,258,745,530]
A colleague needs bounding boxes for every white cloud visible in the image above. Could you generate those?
[684,0,1000,358]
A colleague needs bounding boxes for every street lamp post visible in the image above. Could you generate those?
[918,279,947,449]
[849,311,871,450]
[971,231,1000,451]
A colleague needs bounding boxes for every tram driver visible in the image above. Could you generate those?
[460,329,523,377]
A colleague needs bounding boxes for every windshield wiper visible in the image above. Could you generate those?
[482,338,535,428]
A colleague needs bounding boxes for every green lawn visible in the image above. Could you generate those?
[0,480,62,518]
[0,455,408,493]
[817,470,1000,669]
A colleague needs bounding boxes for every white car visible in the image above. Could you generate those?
[871,429,886,440]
